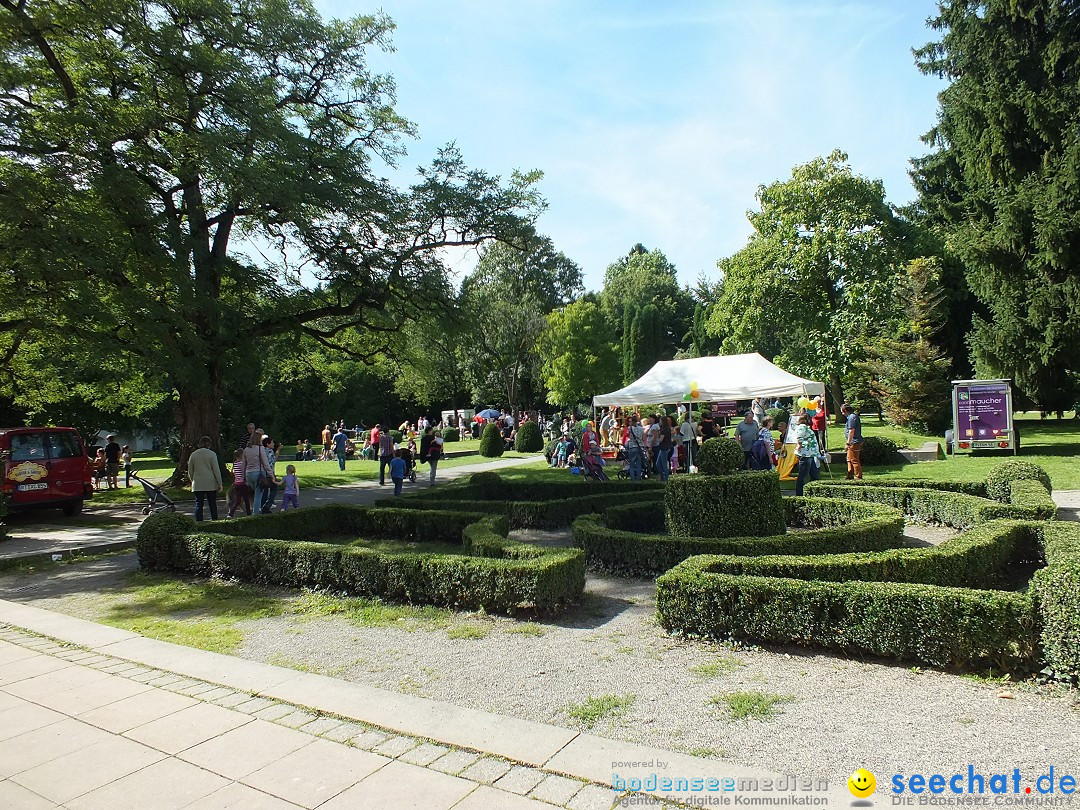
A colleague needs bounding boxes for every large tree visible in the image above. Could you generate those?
[707,150,916,411]
[460,235,582,416]
[536,298,619,408]
[911,0,1080,410]
[600,244,693,358]
[0,0,541,480]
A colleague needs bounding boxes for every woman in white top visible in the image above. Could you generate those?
[242,430,273,511]
[626,416,647,480]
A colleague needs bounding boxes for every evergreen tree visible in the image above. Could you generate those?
[622,304,639,384]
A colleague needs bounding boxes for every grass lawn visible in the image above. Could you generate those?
[90,444,539,505]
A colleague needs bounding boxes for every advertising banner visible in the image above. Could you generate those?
[952,380,1017,454]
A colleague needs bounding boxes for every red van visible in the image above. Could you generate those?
[1,427,94,515]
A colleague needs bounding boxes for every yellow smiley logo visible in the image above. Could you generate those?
[848,768,876,798]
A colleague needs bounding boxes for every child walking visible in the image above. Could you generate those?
[389,449,407,496]
[227,449,253,517]
[281,465,300,510]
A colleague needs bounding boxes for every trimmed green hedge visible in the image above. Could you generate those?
[805,481,1049,528]
[1009,479,1057,520]
[386,489,662,530]
[479,423,504,457]
[514,420,544,452]
[573,497,906,576]
[136,507,585,615]
[657,519,1080,675]
[986,460,1052,503]
[441,428,460,442]
[697,437,743,475]
[665,472,785,539]
[813,478,988,497]
[413,473,662,504]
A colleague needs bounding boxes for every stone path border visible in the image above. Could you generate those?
[0,599,848,808]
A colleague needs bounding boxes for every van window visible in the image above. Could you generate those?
[10,434,48,461]
[47,433,82,459]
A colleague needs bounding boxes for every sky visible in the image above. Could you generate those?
[312,0,947,291]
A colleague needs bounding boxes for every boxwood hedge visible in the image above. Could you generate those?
[664,471,785,539]
[657,519,1080,675]
[136,506,585,615]
[573,497,906,576]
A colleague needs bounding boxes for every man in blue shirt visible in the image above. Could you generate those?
[841,403,863,480]
[332,426,349,471]
[734,412,759,470]
[389,449,407,496]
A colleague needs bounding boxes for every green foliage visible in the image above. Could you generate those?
[566,694,636,727]
[912,1,1080,410]
[985,460,1053,503]
[478,423,505,457]
[1007,479,1057,519]
[714,691,793,721]
[1030,522,1080,679]
[766,407,790,431]
[573,497,905,576]
[859,436,902,466]
[514,420,544,453]
[441,428,460,442]
[469,470,507,493]
[859,259,953,433]
[707,150,918,406]
[137,509,585,615]
[697,437,744,475]
[665,472,785,539]
[537,300,620,407]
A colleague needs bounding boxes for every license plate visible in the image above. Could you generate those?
[16,482,48,491]
[972,441,1000,448]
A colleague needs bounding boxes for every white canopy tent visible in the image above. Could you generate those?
[593,353,825,407]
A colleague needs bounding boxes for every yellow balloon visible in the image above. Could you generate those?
[798,396,809,408]
[690,381,699,390]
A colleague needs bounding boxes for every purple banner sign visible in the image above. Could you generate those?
[956,383,1010,440]
[710,400,738,417]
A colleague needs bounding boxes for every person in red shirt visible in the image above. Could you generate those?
[810,399,827,452]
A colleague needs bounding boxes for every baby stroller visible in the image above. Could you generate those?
[399,449,417,483]
[131,471,177,515]
[579,451,609,482]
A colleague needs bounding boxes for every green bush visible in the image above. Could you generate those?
[766,406,790,430]
[468,471,507,495]
[858,436,902,466]
[813,478,988,497]
[1030,522,1080,679]
[1009,479,1057,519]
[514,420,544,453]
[543,438,558,463]
[137,509,585,615]
[665,471,785,539]
[697,437,744,475]
[573,497,905,576]
[985,460,1052,503]
[389,430,404,444]
[441,428,460,442]
[478,422,504,457]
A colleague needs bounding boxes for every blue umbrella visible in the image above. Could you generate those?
[477,409,501,419]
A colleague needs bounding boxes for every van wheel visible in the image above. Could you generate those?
[141,507,150,515]
[62,500,83,517]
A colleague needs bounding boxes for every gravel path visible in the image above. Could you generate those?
[3,523,1078,783]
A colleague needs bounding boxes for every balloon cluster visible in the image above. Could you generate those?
[797,396,822,416]
[682,381,700,402]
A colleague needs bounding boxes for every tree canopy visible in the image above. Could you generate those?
[536,298,619,407]
[911,0,1080,409]
[0,0,541,477]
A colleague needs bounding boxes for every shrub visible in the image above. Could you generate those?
[574,498,905,576]
[1030,522,1080,679]
[665,472,785,539]
[858,436,902,466]
[441,428,460,442]
[469,471,507,495]
[389,430,404,444]
[766,406,790,431]
[697,437,744,475]
[1008,479,1057,519]
[478,422,504,457]
[138,509,585,615]
[985,460,1052,503]
[543,438,558,463]
[514,420,544,453]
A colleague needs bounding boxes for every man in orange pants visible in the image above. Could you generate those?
[842,403,863,480]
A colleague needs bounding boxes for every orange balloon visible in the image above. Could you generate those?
[690,390,700,399]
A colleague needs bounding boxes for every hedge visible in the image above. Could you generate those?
[573,497,905,576]
[804,481,1050,529]
[665,471,785,539]
[1008,479,1057,520]
[514,420,544,453]
[441,428,460,442]
[812,478,988,498]
[858,435,903,466]
[136,508,585,615]
[697,437,744,475]
[386,489,662,530]
[986,460,1052,503]
[479,422,504,457]
[657,519,1080,675]
[407,472,662,505]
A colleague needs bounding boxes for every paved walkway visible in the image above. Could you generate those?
[0,601,843,809]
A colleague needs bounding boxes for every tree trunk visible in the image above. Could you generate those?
[829,373,846,426]
[168,372,225,487]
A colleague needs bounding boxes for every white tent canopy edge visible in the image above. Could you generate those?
[593,353,825,407]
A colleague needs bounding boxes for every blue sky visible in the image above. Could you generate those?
[313,1,946,291]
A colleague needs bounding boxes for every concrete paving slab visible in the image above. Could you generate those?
[3,661,111,700]
[239,737,388,809]
[453,784,560,810]
[0,687,26,712]
[76,686,198,733]
[567,783,620,810]
[0,650,71,686]
[493,764,546,795]
[430,749,482,776]
[178,719,313,780]
[11,734,165,804]
[0,717,113,779]
[529,773,583,804]
[185,782,304,810]
[0,701,65,743]
[34,672,151,715]
[0,639,43,665]
[124,701,252,754]
[0,600,138,648]
[400,741,451,766]
[65,756,229,810]
[319,759,475,810]
[0,779,60,810]
[265,670,578,766]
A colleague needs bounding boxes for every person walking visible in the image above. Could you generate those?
[794,413,821,496]
[103,434,122,490]
[332,425,349,471]
[655,415,674,482]
[626,415,646,480]
[842,403,863,480]
[187,436,223,521]
[389,449,406,496]
[259,436,280,513]
[227,448,252,517]
[377,425,394,485]
[734,411,758,470]
[122,445,133,487]
[243,430,273,511]
[280,465,300,510]
[679,412,697,471]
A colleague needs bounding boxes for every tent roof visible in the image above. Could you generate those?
[593,353,825,407]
